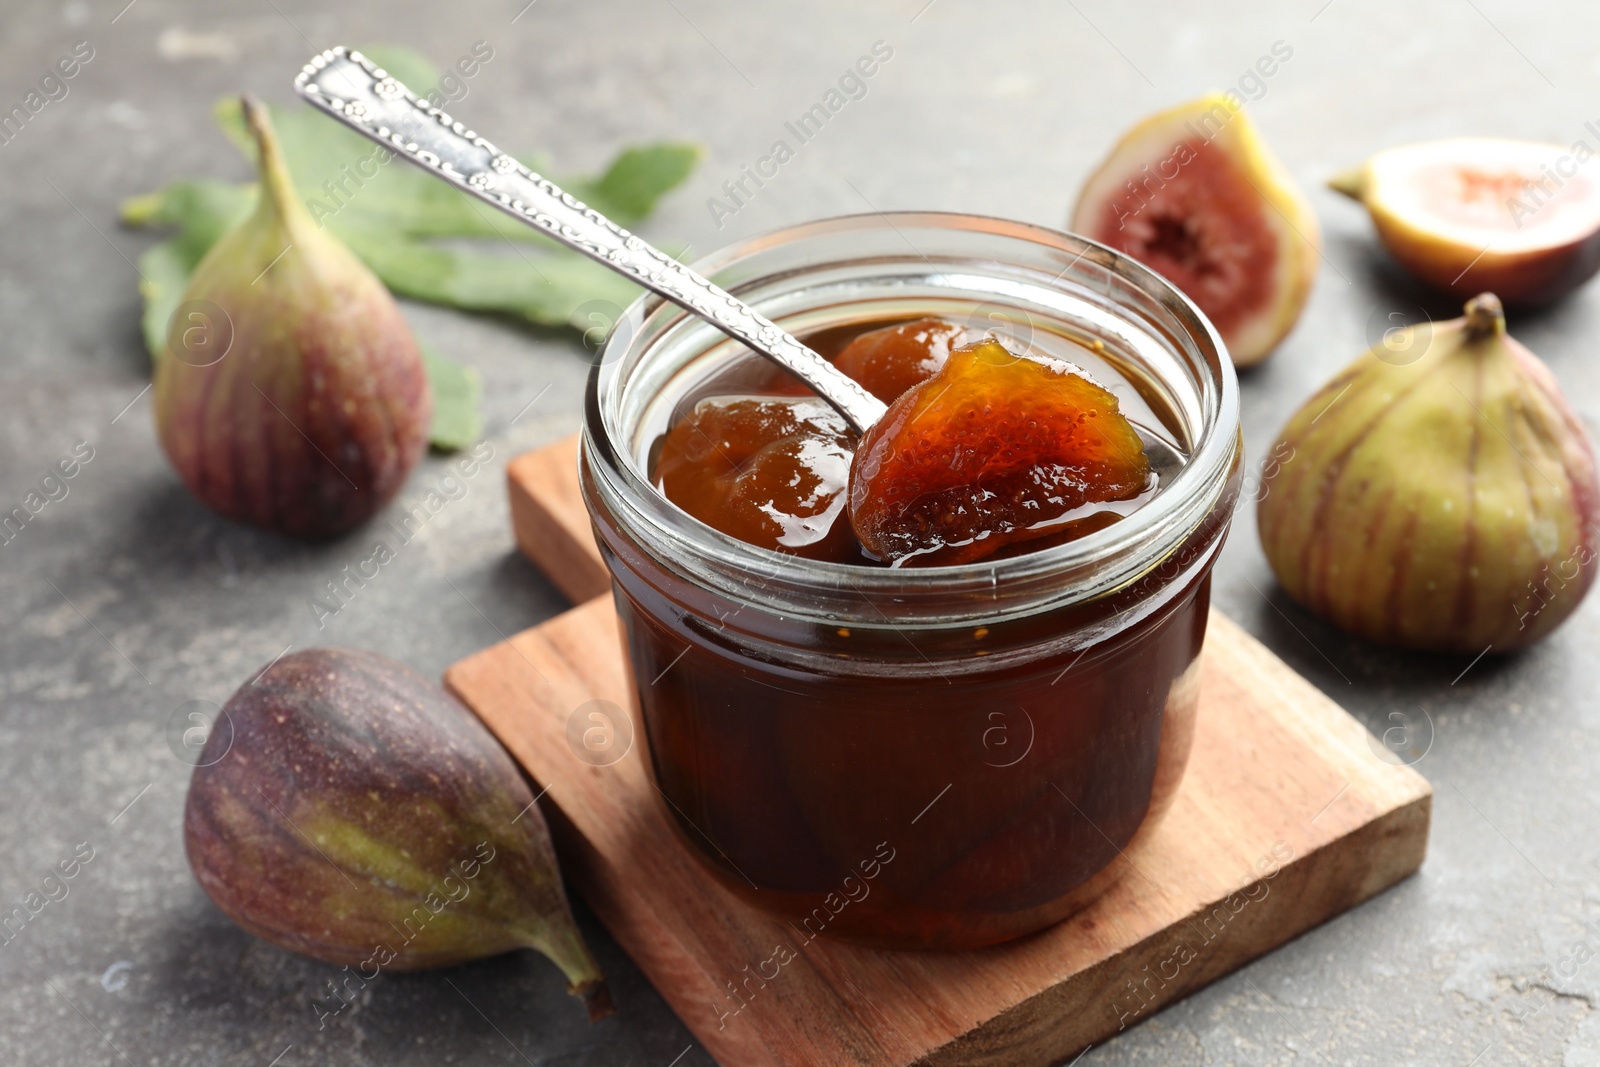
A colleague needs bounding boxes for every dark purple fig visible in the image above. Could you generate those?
[154,96,430,538]
[183,648,610,1019]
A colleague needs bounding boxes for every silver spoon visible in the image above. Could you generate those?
[293,46,887,434]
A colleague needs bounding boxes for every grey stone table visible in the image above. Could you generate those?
[2,0,1596,1063]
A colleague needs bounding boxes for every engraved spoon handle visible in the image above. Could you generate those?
[293,47,887,434]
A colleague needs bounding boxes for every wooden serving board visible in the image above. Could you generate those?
[444,434,1432,1066]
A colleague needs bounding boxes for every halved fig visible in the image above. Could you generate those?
[1329,138,1600,305]
[848,338,1150,566]
[1070,93,1320,368]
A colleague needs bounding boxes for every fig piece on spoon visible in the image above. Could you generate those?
[1330,138,1600,305]
[295,49,1156,571]
[848,338,1151,566]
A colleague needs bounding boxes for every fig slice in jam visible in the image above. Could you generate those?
[848,338,1151,566]
[656,395,860,562]
[833,318,975,404]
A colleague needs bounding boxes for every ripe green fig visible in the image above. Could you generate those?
[154,97,430,538]
[1258,293,1598,653]
[184,648,611,1020]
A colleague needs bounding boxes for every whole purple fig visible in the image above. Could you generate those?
[154,97,430,538]
[184,648,610,1019]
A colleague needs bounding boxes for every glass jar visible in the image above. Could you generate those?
[581,212,1242,950]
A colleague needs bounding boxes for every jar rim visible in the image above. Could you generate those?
[583,211,1241,625]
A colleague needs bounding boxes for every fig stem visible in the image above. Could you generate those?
[574,977,616,1022]
[1464,292,1505,339]
[1326,167,1367,201]
[240,94,310,233]
[524,920,612,1021]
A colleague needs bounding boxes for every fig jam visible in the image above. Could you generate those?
[653,319,1177,567]
[582,215,1242,951]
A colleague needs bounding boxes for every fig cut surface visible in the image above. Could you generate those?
[1071,92,1320,367]
[1330,137,1600,305]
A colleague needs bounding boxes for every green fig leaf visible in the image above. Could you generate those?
[123,45,700,450]
[420,345,482,453]
[338,222,644,325]
[567,143,703,224]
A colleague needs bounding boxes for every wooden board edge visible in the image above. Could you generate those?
[506,438,612,605]
[916,790,1432,1066]
[1204,612,1434,811]
[443,632,535,709]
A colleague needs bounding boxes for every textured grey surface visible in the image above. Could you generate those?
[1,0,1597,1064]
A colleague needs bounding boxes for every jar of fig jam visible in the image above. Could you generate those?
[581,213,1242,950]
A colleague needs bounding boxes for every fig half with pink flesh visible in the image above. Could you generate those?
[1330,138,1600,305]
[1070,93,1320,368]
